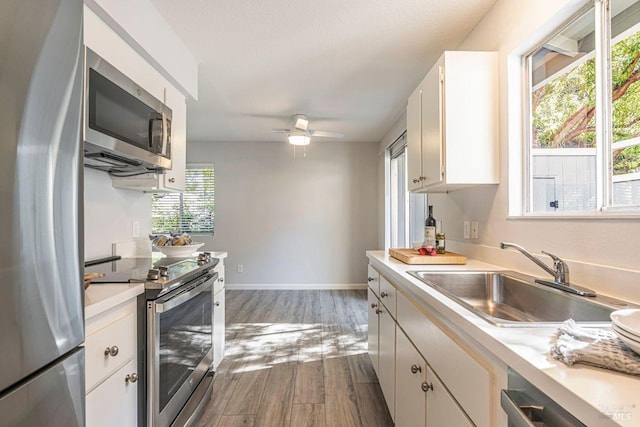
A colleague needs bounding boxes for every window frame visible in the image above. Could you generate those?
[151,163,215,235]
[522,0,640,216]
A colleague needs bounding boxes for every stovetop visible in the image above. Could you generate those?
[85,254,219,292]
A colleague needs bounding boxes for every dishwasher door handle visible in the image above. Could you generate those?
[501,390,537,427]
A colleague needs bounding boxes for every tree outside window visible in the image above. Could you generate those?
[528,0,640,213]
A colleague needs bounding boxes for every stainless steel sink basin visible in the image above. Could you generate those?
[408,270,636,327]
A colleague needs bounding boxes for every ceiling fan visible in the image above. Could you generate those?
[271,114,344,145]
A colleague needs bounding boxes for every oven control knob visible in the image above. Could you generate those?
[158,266,169,277]
[147,269,160,280]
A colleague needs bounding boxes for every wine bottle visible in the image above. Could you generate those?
[424,205,436,249]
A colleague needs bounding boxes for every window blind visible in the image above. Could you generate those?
[151,166,215,234]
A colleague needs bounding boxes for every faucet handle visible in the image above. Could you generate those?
[541,250,562,263]
[541,251,569,284]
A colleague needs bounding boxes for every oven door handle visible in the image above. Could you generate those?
[154,272,216,313]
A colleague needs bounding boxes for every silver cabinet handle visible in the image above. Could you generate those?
[375,308,382,315]
[125,373,138,384]
[367,277,375,282]
[219,277,224,283]
[370,303,378,309]
[104,346,119,357]
[380,291,388,298]
[215,301,221,307]
[421,381,433,392]
[411,364,422,374]
[168,177,175,183]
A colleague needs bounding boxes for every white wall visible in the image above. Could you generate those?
[84,168,152,260]
[188,141,379,287]
[409,0,640,302]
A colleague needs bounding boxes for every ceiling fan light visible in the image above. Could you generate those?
[288,134,310,146]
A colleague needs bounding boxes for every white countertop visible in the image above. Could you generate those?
[84,283,144,320]
[367,250,639,427]
[84,251,228,320]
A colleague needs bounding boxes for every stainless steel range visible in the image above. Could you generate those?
[86,253,218,427]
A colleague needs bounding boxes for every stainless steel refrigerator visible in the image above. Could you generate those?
[0,0,85,426]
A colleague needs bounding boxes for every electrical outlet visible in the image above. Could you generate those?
[463,221,471,239]
[132,221,140,238]
[237,264,243,273]
[471,221,479,239]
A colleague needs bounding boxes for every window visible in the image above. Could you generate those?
[388,133,426,248]
[152,166,215,234]
[526,0,640,214]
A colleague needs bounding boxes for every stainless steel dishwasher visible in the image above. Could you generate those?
[501,368,586,427]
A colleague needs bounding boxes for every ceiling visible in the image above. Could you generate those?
[150,0,497,143]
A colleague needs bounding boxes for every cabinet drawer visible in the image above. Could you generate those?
[379,276,396,318]
[85,312,136,392]
[397,292,492,427]
[86,358,138,427]
[367,265,380,295]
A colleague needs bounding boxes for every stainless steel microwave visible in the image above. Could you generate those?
[83,48,172,174]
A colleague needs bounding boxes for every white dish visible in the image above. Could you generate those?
[612,324,640,343]
[613,328,640,356]
[153,242,204,257]
[611,309,640,336]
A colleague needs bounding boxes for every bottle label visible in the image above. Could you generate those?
[424,226,436,248]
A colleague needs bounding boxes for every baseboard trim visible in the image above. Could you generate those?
[226,283,368,290]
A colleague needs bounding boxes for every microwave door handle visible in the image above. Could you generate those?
[148,114,160,152]
[161,112,168,156]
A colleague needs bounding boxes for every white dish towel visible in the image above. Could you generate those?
[550,319,640,376]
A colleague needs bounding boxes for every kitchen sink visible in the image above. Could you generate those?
[408,270,636,327]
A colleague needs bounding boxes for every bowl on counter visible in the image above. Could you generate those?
[153,242,204,257]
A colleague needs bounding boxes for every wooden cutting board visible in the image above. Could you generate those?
[389,248,467,265]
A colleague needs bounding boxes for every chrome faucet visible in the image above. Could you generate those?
[499,242,595,297]
[499,242,569,284]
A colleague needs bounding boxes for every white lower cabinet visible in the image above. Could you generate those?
[85,299,138,426]
[395,330,427,427]
[213,287,226,370]
[426,366,473,427]
[86,358,138,427]
[378,302,396,422]
[368,288,380,375]
[370,263,494,427]
[213,263,226,370]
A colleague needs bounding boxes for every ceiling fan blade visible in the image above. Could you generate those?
[269,128,291,133]
[309,130,344,138]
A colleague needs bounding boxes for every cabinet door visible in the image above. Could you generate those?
[426,367,473,427]
[395,330,426,427]
[368,289,380,376]
[86,358,138,427]
[378,304,396,422]
[161,91,186,191]
[213,288,226,370]
[421,59,444,188]
[367,265,380,296]
[407,86,423,191]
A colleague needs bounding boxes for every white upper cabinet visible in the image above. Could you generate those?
[407,51,499,193]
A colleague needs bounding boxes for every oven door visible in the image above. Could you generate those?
[147,272,216,427]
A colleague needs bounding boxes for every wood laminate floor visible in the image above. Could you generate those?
[197,290,393,427]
